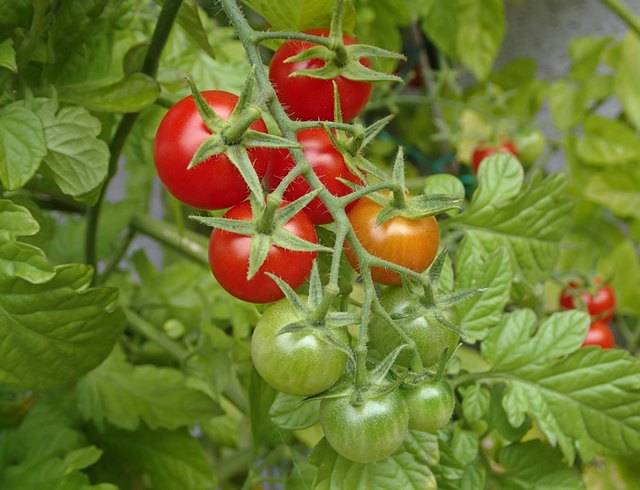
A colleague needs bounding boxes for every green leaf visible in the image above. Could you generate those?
[549,80,586,130]
[0,264,125,389]
[483,311,640,461]
[35,98,109,204]
[615,32,640,130]
[175,0,216,58]
[423,174,465,217]
[492,441,585,489]
[270,392,321,430]
[584,166,640,219]
[0,38,17,73]
[242,0,356,34]
[576,115,640,166]
[0,403,110,490]
[452,158,573,302]
[310,432,438,490]
[93,424,217,490]
[0,105,46,190]
[421,0,458,58]
[568,36,611,82]
[450,423,479,465]
[76,348,221,431]
[455,238,511,341]
[456,0,505,80]
[459,384,490,424]
[249,367,280,445]
[0,199,54,283]
[58,73,160,113]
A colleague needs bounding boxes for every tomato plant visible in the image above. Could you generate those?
[319,389,409,463]
[269,28,372,122]
[471,141,519,173]
[369,286,459,367]
[266,128,361,224]
[154,90,270,210]
[560,278,616,322]
[583,321,615,349]
[404,379,455,433]
[343,197,439,285]
[208,201,318,303]
[251,299,349,396]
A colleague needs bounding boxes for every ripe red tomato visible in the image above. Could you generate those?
[208,201,318,303]
[471,141,519,173]
[154,90,270,210]
[269,28,372,122]
[344,197,439,285]
[583,321,615,349]
[560,278,616,322]
[266,128,362,224]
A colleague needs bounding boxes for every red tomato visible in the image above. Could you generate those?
[344,196,439,285]
[154,90,270,210]
[471,141,519,173]
[583,321,615,349]
[269,28,372,122]
[266,128,361,224]
[560,278,616,322]
[208,201,318,303]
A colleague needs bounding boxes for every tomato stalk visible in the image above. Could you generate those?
[222,106,262,144]
[85,0,184,277]
[255,195,281,234]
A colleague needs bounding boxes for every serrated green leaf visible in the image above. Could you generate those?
[270,392,321,430]
[0,199,54,284]
[569,36,611,82]
[0,105,46,190]
[576,115,640,166]
[242,0,356,34]
[460,385,490,424]
[482,310,589,370]
[615,32,640,130]
[457,0,505,80]
[421,0,458,57]
[93,424,217,490]
[455,238,511,341]
[310,434,438,490]
[36,99,109,204]
[549,80,586,130]
[450,423,479,465]
[58,73,160,113]
[76,348,221,431]
[472,153,524,208]
[583,166,640,219]
[0,264,125,389]
[453,159,573,302]
[0,38,17,73]
[484,313,640,461]
[493,441,585,490]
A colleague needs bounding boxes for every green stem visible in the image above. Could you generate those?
[130,213,209,264]
[602,0,640,37]
[125,308,190,363]
[97,229,135,284]
[254,30,333,46]
[372,300,423,373]
[223,105,262,144]
[84,0,183,278]
[16,0,49,73]
[256,195,280,234]
[354,275,374,388]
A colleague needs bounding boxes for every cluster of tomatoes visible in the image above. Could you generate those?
[153,29,454,463]
[560,278,616,348]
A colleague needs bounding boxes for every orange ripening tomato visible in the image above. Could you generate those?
[344,197,439,285]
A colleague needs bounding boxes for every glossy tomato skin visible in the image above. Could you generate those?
[269,29,372,122]
[404,379,455,433]
[560,280,616,322]
[344,197,440,285]
[583,321,615,349]
[369,286,459,368]
[154,91,270,210]
[251,300,349,395]
[208,201,318,303]
[266,128,361,224]
[320,389,409,463]
[471,141,519,173]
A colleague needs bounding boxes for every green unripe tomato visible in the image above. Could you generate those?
[404,379,455,432]
[369,287,459,368]
[251,299,349,396]
[320,389,409,463]
[514,128,546,165]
